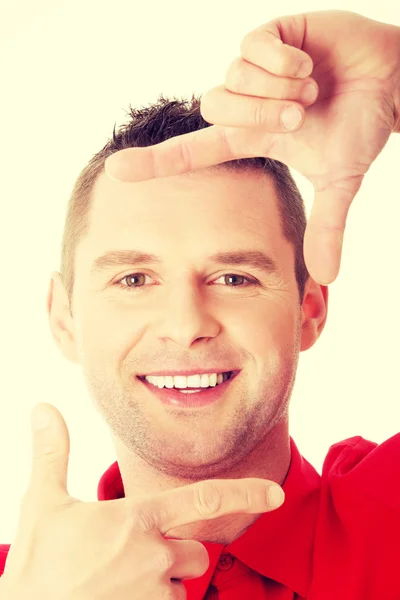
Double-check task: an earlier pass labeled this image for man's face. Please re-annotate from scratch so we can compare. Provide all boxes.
[69,167,307,479]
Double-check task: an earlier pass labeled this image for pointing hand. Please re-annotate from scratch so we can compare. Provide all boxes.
[0,403,284,599]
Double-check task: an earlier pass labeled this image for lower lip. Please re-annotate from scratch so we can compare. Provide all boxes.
[137,373,238,408]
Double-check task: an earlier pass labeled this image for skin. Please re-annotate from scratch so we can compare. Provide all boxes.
[47,166,327,544]
[105,11,400,286]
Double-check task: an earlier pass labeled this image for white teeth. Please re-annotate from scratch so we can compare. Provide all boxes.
[144,372,229,389]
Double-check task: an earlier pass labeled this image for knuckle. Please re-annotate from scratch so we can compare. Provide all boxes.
[36,444,58,461]
[133,509,156,533]
[36,447,67,475]
[193,482,223,517]
[245,487,253,511]
[129,499,171,534]
[239,32,251,57]
[128,501,157,533]
[225,57,246,92]
[240,30,260,59]
[176,140,193,173]
[252,102,268,127]
[273,53,290,77]
[155,546,176,572]
[282,79,301,100]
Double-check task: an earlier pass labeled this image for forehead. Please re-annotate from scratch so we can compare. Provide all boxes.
[76,167,287,271]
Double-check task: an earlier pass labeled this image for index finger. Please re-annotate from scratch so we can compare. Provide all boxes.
[104,125,261,182]
[133,478,285,535]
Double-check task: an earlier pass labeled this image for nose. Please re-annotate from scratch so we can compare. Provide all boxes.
[154,280,221,348]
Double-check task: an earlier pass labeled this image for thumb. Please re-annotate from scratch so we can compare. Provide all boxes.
[28,402,71,504]
[303,180,362,285]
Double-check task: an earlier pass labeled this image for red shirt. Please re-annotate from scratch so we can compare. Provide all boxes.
[1,434,400,599]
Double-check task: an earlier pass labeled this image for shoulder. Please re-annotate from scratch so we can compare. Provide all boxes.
[322,433,400,513]
[309,434,400,597]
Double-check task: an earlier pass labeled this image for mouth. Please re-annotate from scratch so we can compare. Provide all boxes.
[137,370,235,387]
[136,371,239,408]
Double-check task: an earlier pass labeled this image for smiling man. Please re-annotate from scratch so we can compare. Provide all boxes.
[1,9,400,600]
[49,114,326,549]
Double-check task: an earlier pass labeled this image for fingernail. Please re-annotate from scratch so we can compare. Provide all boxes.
[296,60,312,78]
[301,83,318,104]
[32,407,52,431]
[268,486,285,508]
[281,106,303,131]
[104,157,122,181]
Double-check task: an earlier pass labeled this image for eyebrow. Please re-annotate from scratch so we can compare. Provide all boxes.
[90,249,280,276]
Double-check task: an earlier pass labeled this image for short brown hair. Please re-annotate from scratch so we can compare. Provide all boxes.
[60,94,309,308]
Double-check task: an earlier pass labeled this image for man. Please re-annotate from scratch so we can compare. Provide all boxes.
[0,9,399,600]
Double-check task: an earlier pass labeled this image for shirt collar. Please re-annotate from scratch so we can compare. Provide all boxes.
[98,437,321,598]
[225,437,321,596]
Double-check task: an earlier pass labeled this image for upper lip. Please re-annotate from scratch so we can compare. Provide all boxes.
[138,368,239,377]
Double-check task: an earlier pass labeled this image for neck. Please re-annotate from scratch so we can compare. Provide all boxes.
[113,419,290,545]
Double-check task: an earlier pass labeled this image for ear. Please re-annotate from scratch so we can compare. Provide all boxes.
[47,272,79,364]
[300,278,328,352]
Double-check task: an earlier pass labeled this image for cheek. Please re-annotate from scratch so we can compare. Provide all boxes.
[74,291,298,368]
[75,300,138,368]
[230,298,298,353]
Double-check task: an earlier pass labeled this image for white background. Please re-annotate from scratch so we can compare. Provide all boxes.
[0,0,399,542]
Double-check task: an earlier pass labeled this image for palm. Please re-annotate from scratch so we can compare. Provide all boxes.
[268,85,392,195]
[231,10,399,197]
[218,11,400,282]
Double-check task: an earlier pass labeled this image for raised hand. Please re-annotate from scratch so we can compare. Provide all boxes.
[105,10,400,285]
[0,403,284,599]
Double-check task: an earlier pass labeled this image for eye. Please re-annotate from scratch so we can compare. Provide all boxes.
[214,274,259,287]
[116,273,151,290]
[115,272,259,291]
